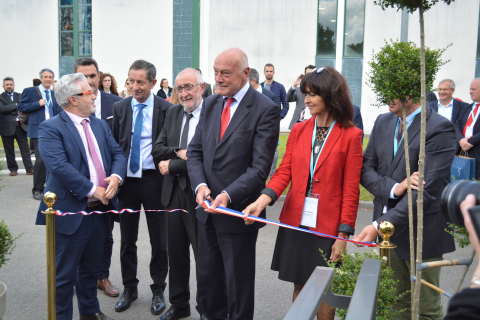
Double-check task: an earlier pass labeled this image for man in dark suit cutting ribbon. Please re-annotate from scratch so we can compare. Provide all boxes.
[187,48,280,320]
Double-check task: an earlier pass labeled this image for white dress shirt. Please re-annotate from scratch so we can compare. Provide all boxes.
[437,98,453,121]
[178,100,203,147]
[38,84,52,120]
[94,89,102,119]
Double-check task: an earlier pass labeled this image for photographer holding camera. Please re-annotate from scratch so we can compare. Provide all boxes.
[444,194,480,319]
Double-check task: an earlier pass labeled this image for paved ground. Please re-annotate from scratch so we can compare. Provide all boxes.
[0,151,477,319]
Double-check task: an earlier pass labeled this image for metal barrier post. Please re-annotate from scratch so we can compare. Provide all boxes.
[377,221,396,268]
[42,192,57,320]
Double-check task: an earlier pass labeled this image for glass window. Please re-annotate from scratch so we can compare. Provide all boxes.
[78,6,92,31]
[78,0,92,4]
[60,7,74,31]
[317,0,338,57]
[79,33,92,56]
[61,33,74,56]
[343,0,365,57]
[60,0,73,5]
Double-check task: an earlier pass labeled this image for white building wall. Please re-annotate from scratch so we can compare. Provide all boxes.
[0,0,58,92]
[92,0,173,94]
[206,0,318,131]
[361,0,479,134]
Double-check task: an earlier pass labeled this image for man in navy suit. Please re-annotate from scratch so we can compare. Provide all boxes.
[427,79,468,124]
[36,73,127,320]
[73,57,123,297]
[18,68,59,200]
[187,48,280,320]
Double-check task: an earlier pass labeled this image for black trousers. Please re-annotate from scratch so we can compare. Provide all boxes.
[197,216,259,320]
[1,125,33,172]
[98,212,115,281]
[166,177,199,307]
[118,171,168,293]
[32,138,46,194]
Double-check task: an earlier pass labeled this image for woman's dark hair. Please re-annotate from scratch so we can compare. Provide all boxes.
[300,66,354,128]
[33,78,41,86]
[99,73,119,96]
[160,78,168,87]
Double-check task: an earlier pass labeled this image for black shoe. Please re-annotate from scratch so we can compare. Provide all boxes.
[158,305,191,320]
[199,314,207,320]
[79,311,114,320]
[33,191,43,200]
[115,288,138,312]
[151,291,166,315]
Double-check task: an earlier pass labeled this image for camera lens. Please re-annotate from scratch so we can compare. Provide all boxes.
[441,180,480,227]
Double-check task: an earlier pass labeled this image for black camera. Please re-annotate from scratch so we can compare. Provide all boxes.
[441,180,480,237]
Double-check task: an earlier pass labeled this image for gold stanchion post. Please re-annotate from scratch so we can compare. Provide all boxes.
[377,221,396,268]
[42,192,57,320]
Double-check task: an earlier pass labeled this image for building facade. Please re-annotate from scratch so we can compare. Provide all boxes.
[0,0,478,133]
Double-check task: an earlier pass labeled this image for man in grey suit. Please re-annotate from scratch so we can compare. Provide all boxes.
[287,65,316,129]
[0,77,33,176]
[354,98,456,320]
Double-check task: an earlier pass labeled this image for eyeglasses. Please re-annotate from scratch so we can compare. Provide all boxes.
[175,83,202,94]
[311,67,330,75]
[73,90,93,96]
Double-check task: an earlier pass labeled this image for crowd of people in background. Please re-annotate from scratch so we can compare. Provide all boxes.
[2,48,480,320]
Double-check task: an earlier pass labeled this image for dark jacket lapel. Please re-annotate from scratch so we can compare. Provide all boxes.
[100,90,109,120]
[217,87,252,148]
[212,95,224,144]
[89,118,108,171]
[452,99,460,123]
[385,115,397,165]
[61,112,88,165]
[173,105,184,147]
[152,96,161,140]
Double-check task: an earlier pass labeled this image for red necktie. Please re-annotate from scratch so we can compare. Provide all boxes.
[463,103,480,136]
[220,98,235,141]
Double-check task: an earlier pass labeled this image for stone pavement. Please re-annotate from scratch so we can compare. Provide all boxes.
[0,163,477,319]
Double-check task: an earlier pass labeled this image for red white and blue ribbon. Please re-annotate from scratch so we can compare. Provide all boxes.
[54,208,187,216]
[202,200,377,247]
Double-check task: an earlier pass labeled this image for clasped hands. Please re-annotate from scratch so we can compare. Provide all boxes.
[460,137,473,152]
[93,175,120,205]
[158,149,188,175]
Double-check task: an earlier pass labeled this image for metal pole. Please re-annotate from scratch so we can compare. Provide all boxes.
[42,192,58,320]
[377,221,396,268]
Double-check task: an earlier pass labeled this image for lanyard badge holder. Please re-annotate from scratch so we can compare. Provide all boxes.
[300,120,336,229]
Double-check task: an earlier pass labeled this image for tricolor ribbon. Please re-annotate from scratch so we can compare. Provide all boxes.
[202,200,377,247]
[54,208,187,216]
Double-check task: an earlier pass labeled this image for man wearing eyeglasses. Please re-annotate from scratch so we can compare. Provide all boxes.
[35,72,127,320]
[18,68,60,200]
[152,68,205,320]
[112,60,172,316]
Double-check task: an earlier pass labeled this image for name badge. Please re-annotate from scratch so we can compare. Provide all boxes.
[300,193,319,228]
[466,126,474,138]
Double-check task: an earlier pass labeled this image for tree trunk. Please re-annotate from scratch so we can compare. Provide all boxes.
[412,4,426,318]
[402,100,415,303]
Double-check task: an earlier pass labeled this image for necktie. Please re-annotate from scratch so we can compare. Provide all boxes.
[45,90,54,118]
[397,120,404,143]
[180,112,194,149]
[80,119,107,189]
[220,98,235,141]
[463,103,480,136]
[9,94,13,101]
[130,104,147,173]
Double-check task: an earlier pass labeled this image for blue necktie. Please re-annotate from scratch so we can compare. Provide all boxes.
[45,90,54,118]
[130,104,147,173]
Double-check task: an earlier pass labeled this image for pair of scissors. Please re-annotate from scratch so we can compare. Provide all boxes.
[195,193,213,209]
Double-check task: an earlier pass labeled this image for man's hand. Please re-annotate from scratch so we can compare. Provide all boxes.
[206,192,230,214]
[176,149,187,160]
[330,239,347,262]
[460,137,473,152]
[93,186,109,205]
[39,99,46,107]
[104,175,120,199]
[394,171,425,197]
[292,74,303,88]
[196,185,212,206]
[353,224,379,247]
[158,160,170,175]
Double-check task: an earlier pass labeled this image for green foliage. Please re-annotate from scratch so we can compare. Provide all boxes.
[320,249,407,320]
[446,222,470,248]
[0,221,22,269]
[374,0,455,14]
[366,40,449,107]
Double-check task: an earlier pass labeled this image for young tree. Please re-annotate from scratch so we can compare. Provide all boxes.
[366,39,447,319]
[373,1,455,317]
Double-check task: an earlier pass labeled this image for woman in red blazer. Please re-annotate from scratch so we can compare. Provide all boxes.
[244,66,363,320]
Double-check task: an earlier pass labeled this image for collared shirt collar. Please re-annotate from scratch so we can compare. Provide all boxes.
[400,106,422,128]
[64,110,89,125]
[438,98,453,108]
[223,82,250,103]
[255,85,262,93]
[133,92,153,108]
[38,84,49,93]
[185,99,203,118]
